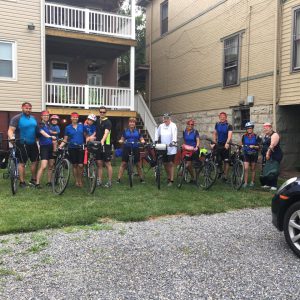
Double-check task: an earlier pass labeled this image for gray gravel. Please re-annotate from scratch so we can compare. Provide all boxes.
[0,208,300,300]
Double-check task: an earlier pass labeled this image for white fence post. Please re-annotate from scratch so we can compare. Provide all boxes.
[85,8,89,33]
[84,85,89,109]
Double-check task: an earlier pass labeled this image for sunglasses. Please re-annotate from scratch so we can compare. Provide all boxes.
[99,111,106,114]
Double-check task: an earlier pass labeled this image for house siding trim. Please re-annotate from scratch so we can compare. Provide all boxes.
[151,71,274,102]
[148,0,228,46]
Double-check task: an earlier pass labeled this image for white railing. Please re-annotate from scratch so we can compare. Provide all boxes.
[134,93,157,141]
[46,83,132,110]
[45,2,132,39]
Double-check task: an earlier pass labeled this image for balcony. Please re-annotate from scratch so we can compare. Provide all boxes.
[45,2,133,39]
[46,83,132,110]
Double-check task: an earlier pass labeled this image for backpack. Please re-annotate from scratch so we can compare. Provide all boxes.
[260,159,280,185]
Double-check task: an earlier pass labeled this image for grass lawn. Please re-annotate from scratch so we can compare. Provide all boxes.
[0,162,274,234]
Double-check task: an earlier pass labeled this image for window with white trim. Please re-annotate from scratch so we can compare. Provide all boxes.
[223,34,240,87]
[160,0,168,36]
[293,8,300,71]
[0,41,16,79]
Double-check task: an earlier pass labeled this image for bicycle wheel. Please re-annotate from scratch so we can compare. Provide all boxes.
[10,159,18,195]
[202,161,217,190]
[176,162,185,189]
[156,159,162,190]
[86,160,97,194]
[127,156,134,188]
[231,160,244,190]
[52,159,71,195]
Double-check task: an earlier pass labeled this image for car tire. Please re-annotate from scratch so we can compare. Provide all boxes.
[283,201,300,258]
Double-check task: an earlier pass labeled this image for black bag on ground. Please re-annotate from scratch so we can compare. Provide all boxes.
[259,159,280,186]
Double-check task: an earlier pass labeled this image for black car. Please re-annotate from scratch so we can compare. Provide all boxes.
[272,177,300,257]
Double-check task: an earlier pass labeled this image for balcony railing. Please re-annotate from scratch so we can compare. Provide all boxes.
[45,2,132,39]
[46,83,132,110]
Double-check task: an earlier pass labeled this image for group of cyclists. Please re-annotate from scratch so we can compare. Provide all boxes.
[3,102,283,192]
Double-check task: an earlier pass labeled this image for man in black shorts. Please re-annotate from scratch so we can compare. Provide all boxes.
[7,102,39,187]
[95,106,113,188]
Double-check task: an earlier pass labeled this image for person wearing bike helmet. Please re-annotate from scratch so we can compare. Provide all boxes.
[84,114,97,143]
[212,112,233,182]
[182,119,200,183]
[49,115,60,156]
[117,117,145,184]
[241,121,260,188]
[155,113,177,187]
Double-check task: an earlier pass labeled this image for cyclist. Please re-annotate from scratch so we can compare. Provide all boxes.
[84,114,97,142]
[7,102,39,188]
[49,115,60,155]
[155,113,178,187]
[95,106,113,188]
[182,119,200,183]
[35,111,57,189]
[212,112,233,181]
[241,122,260,188]
[260,122,283,191]
[60,112,84,187]
[117,117,145,183]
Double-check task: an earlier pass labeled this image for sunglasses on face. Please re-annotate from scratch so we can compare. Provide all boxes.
[99,111,106,114]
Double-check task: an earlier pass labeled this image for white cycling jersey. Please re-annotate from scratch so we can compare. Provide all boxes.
[155,121,177,155]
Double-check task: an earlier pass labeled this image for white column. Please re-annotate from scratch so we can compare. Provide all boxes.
[131,0,136,39]
[130,46,135,111]
[85,8,89,33]
[41,0,46,110]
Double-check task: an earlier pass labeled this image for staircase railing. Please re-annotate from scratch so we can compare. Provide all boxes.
[134,92,157,142]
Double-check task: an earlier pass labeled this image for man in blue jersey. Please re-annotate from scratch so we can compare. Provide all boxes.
[212,112,233,181]
[7,102,39,188]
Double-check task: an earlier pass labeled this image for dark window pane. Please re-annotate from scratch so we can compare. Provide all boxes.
[161,1,168,35]
[224,67,238,86]
[224,34,239,86]
[0,60,13,77]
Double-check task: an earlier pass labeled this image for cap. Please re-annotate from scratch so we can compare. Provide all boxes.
[87,114,97,122]
[50,115,60,121]
[163,112,171,119]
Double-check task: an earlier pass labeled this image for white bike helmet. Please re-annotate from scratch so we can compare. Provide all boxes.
[245,121,254,129]
[87,114,97,122]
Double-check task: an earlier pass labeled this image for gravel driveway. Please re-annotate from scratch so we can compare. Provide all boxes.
[0,207,300,300]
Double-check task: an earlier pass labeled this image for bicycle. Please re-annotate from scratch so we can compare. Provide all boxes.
[194,148,217,190]
[85,141,103,194]
[228,142,245,190]
[176,145,195,189]
[52,141,71,195]
[2,139,22,195]
[122,141,143,188]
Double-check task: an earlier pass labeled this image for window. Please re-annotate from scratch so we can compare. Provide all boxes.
[160,1,168,36]
[51,62,68,83]
[293,8,300,71]
[223,34,240,87]
[0,41,16,79]
[232,107,250,131]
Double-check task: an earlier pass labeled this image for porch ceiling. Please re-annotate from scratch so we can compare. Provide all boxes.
[46,35,129,59]
[49,0,124,12]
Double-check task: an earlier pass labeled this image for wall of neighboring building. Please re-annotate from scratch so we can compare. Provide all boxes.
[280,0,300,105]
[146,0,276,135]
[0,0,42,112]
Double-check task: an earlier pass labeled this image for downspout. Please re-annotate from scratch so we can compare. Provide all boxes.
[41,0,46,111]
[272,0,280,131]
[148,1,153,109]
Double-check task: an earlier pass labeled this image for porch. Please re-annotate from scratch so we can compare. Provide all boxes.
[45,1,135,40]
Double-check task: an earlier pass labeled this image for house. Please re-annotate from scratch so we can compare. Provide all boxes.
[0,0,157,145]
[138,0,300,169]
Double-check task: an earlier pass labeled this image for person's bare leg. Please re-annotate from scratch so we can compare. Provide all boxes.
[30,161,38,181]
[36,160,48,185]
[47,159,55,183]
[18,163,26,183]
[77,164,84,186]
[224,162,230,179]
[243,162,249,184]
[73,164,79,185]
[105,161,113,182]
[251,162,256,183]
[97,160,103,182]
[136,162,144,180]
[117,161,127,180]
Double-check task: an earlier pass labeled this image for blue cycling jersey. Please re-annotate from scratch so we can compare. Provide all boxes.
[183,129,199,147]
[215,122,233,144]
[242,133,258,155]
[122,128,141,149]
[84,124,96,137]
[50,124,60,139]
[65,123,84,148]
[39,122,53,146]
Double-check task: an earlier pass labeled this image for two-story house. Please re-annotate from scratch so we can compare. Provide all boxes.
[0,0,154,145]
[139,0,300,170]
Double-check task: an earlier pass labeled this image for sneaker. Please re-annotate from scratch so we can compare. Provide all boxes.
[35,184,42,189]
[28,179,37,187]
[104,182,112,188]
[262,185,271,189]
[116,179,121,184]
[270,187,277,191]
[97,179,102,187]
[249,182,255,187]
[19,182,27,188]
[242,183,248,188]
[167,181,173,187]
[46,182,52,187]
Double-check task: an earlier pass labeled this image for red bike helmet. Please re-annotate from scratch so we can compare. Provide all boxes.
[50,115,60,121]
